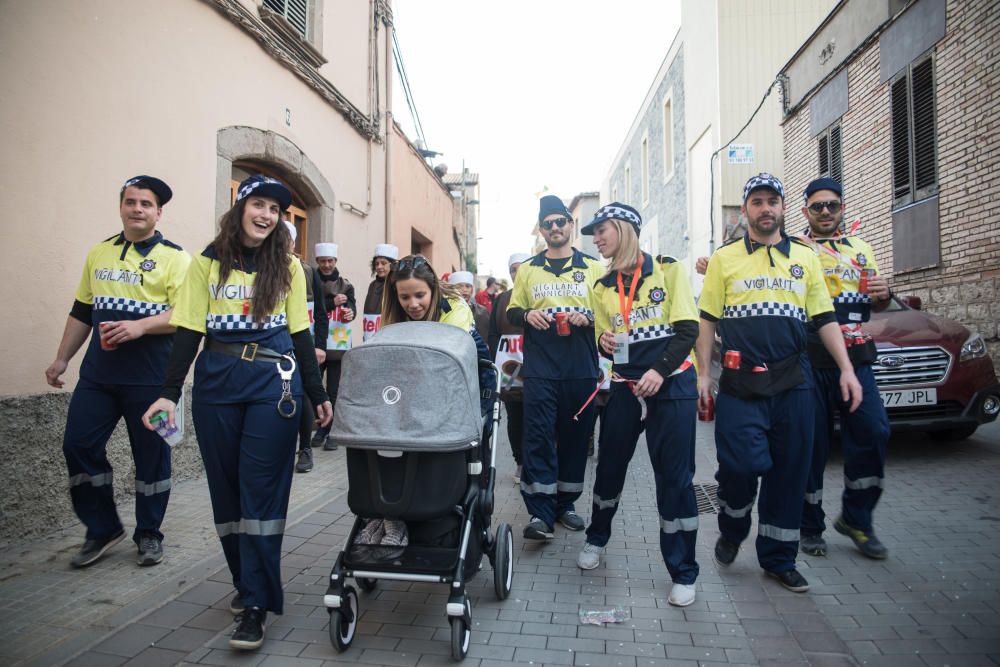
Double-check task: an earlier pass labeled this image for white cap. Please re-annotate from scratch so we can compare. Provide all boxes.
[448,271,475,286]
[314,242,338,258]
[508,252,531,267]
[374,243,399,260]
[283,221,297,243]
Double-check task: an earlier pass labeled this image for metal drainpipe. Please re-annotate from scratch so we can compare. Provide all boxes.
[383,17,392,247]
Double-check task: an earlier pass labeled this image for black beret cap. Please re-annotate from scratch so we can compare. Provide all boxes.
[803,177,843,201]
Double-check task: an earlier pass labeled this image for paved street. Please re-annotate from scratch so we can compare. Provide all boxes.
[2,415,999,667]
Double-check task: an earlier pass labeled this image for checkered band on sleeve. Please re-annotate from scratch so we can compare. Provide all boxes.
[541,306,594,319]
[206,313,288,331]
[832,292,872,305]
[92,296,170,316]
[723,302,807,322]
[629,324,675,343]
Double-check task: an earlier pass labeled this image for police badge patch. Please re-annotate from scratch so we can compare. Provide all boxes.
[789,264,804,279]
[140,259,157,272]
[648,287,665,304]
[856,253,867,267]
[572,270,585,283]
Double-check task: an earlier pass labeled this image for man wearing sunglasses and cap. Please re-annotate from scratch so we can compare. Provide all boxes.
[45,175,191,568]
[696,173,863,592]
[507,195,604,540]
[798,178,892,560]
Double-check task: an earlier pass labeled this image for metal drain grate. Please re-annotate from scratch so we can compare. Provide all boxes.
[694,483,720,514]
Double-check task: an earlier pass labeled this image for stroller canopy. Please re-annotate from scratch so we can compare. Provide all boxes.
[329,321,482,452]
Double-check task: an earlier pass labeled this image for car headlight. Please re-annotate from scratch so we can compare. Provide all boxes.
[960,332,987,362]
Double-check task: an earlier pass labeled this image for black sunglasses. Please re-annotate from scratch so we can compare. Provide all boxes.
[540,217,571,230]
[396,256,429,272]
[807,200,842,214]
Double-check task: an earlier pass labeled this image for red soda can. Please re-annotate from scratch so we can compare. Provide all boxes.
[858,269,875,294]
[554,312,571,336]
[99,322,118,351]
[752,366,768,373]
[723,350,741,370]
[698,394,715,422]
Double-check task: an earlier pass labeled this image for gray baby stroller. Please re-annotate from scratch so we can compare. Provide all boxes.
[322,321,511,661]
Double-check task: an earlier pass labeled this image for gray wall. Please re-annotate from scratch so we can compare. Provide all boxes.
[0,387,204,540]
[607,47,688,258]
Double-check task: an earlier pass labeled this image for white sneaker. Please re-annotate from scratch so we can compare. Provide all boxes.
[668,583,696,607]
[576,542,604,570]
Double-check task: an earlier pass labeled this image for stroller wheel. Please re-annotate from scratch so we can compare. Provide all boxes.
[328,585,358,652]
[493,523,513,601]
[449,603,471,661]
[357,577,377,592]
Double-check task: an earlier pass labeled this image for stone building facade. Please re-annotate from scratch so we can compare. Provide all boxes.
[780,0,999,366]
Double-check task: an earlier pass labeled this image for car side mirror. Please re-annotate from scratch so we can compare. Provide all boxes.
[900,295,922,310]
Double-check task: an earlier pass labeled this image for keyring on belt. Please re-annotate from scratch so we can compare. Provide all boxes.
[275,354,297,419]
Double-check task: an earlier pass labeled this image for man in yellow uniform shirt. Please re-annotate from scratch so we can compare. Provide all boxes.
[507,195,605,540]
[45,175,190,568]
[696,173,862,592]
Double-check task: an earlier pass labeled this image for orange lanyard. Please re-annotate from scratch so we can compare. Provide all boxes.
[615,254,644,334]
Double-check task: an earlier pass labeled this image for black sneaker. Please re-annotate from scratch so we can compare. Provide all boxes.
[136,534,164,566]
[230,607,266,650]
[834,516,889,559]
[229,592,245,615]
[767,568,810,593]
[71,528,125,568]
[310,429,329,447]
[557,511,585,531]
[713,536,739,566]
[800,533,827,557]
[295,447,314,473]
[322,438,339,451]
[523,517,554,540]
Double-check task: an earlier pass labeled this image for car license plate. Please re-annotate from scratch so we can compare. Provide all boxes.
[879,388,937,407]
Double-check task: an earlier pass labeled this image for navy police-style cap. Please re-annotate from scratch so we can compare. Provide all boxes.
[742,172,784,202]
[803,177,843,200]
[235,174,293,211]
[121,175,172,206]
[538,194,572,223]
[581,202,642,236]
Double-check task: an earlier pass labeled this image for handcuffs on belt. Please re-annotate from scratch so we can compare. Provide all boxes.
[276,355,297,419]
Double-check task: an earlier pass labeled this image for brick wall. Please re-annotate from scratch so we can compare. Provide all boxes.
[783,0,1000,370]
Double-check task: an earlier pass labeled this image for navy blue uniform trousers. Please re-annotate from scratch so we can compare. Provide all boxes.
[63,378,171,543]
[520,377,595,527]
[587,381,699,584]
[715,387,814,572]
[802,364,889,534]
[193,398,299,614]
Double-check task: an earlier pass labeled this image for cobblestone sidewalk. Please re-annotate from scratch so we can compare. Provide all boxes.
[3,418,1000,666]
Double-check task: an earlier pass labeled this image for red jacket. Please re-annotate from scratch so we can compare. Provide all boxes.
[475,289,493,314]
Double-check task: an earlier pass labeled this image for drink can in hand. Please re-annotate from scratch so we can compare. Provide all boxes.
[858,269,875,294]
[554,312,571,336]
[698,394,715,422]
[99,322,118,351]
[151,411,183,447]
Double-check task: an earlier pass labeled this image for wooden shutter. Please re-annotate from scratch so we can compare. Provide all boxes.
[818,133,830,178]
[890,76,912,203]
[830,125,843,185]
[263,0,308,37]
[911,57,937,195]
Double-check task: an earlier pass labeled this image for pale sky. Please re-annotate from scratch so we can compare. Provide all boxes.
[391,1,682,279]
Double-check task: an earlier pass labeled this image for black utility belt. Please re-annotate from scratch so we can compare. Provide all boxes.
[806,338,877,369]
[205,338,289,363]
[719,352,804,400]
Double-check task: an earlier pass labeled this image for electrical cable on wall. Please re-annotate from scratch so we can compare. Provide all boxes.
[707,78,779,254]
[391,27,427,148]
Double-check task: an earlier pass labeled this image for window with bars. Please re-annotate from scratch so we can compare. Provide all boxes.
[263,0,309,39]
[891,54,937,208]
[817,123,843,185]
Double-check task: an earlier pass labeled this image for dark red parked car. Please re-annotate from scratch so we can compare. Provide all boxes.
[864,296,999,440]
